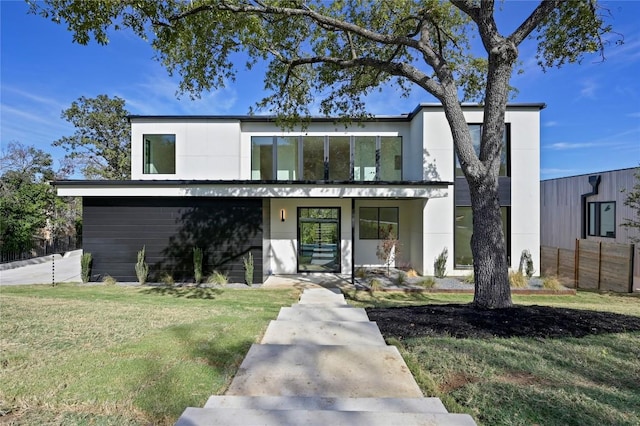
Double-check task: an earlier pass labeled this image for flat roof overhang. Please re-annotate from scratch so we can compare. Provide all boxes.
[53,179,453,199]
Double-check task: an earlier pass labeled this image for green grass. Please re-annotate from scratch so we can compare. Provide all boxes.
[349,291,640,426]
[0,284,299,425]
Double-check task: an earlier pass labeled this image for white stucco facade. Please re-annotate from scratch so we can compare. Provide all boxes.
[58,103,543,279]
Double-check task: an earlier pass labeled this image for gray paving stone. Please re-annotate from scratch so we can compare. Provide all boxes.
[226,344,423,397]
[176,407,477,426]
[203,395,448,413]
[261,320,386,345]
[277,306,370,321]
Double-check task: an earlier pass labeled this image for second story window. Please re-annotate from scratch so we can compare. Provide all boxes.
[144,134,175,174]
[455,124,509,177]
[250,135,402,181]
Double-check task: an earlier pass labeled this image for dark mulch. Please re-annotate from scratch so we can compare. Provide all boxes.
[366,304,640,339]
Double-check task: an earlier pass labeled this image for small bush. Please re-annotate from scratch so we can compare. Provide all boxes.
[207,271,228,285]
[396,271,407,285]
[420,276,436,288]
[243,252,254,285]
[102,275,117,286]
[518,249,535,278]
[80,252,92,283]
[509,270,528,288]
[193,247,203,285]
[434,247,448,278]
[406,269,419,278]
[462,272,474,284]
[135,246,149,285]
[355,267,368,279]
[543,276,562,290]
[369,278,383,292]
[160,272,175,286]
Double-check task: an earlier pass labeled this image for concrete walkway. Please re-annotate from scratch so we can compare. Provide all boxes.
[0,250,82,285]
[176,288,476,425]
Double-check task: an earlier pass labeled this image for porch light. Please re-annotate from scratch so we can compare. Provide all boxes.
[280,209,286,222]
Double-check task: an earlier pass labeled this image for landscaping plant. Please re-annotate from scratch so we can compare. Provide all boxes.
[80,252,92,283]
[193,247,203,285]
[434,247,448,278]
[135,245,149,285]
[376,228,401,277]
[243,251,254,285]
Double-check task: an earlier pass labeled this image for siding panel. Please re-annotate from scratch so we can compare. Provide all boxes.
[83,197,263,283]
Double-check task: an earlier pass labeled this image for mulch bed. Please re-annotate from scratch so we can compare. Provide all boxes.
[366,304,640,339]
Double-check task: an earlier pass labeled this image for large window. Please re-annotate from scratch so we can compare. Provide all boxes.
[359,207,399,239]
[455,124,509,177]
[144,134,175,174]
[250,135,402,182]
[454,206,509,268]
[588,201,616,237]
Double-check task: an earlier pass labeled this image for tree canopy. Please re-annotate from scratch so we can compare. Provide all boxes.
[29,0,617,308]
[54,94,131,180]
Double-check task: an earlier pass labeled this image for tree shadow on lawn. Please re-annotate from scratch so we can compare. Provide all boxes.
[141,286,223,299]
[366,304,640,339]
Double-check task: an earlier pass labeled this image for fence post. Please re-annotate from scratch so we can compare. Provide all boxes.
[574,239,579,289]
[597,242,602,291]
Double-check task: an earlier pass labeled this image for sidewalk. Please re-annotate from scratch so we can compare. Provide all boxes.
[176,287,476,425]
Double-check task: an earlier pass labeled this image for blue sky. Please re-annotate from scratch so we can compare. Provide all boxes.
[1,0,638,180]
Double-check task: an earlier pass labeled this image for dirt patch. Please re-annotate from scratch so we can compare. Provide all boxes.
[366,304,640,339]
[439,372,480,393]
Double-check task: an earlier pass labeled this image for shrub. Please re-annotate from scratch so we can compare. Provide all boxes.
[462,272,474,284]
[207,271,228,285]
[509,270,528,288]
[80,252,92,283]
[102,275,117,286]
[420,276,436,288]
[160,272,175,286]
[406,269,419,278]
[543,276,562,290]
[396,271,407,285]
[193,247,203,285]
[243,252,254,285]
[369,278,383,292]
[355,267,368,279]
[434,247,448,278]
[518,249,535,278]
[135,246,149,285]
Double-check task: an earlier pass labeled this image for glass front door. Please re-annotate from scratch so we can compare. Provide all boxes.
[298,208,340,272]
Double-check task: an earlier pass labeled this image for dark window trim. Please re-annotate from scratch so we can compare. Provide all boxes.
[296,207,341,273]
[587,201,616,238]
[358,206,399,240]
[143,134,176,175]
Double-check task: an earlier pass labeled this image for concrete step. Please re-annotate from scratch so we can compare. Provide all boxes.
[176,407,477,426]
[226,344,423,397]
[203,395,448,413]
[277,306,370,322]
[298,292,346,304]
[261,320,386,346]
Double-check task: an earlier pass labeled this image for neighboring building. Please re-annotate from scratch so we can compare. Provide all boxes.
[55,103,543,283]
[541,167,640,290]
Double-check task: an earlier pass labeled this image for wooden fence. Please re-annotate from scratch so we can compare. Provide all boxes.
[541,240,635,293]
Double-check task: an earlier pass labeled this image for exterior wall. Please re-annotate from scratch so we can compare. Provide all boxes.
[265,198,352,275]
[541,168,639,249]
[83,197,263,283]
[131,118,242,180]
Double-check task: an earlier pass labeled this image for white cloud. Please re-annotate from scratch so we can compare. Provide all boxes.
[543,120,559,127]
[545,142,598,150]
[627,112,640,118]
[579,78,598,99]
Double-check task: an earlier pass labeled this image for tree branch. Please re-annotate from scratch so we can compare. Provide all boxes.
[509,1,560,45]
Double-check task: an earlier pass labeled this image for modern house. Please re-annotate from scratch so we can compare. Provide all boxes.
[541,167,639,291]
[55,103,543,283]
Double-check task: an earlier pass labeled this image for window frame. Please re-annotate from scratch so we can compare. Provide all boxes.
[453,205,510,269]
[587,201,616,238]
[143,134,176,175]
[455,123,510,177]
[358,207,399,240]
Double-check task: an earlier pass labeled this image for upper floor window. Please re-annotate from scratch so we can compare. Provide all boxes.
[251,135,402,181]
[144,134,175,174]
[456,124,509,177]
[588,201,616,238]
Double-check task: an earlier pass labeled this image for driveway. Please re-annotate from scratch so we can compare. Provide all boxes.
[0,250,82,285]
